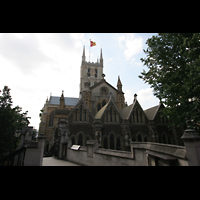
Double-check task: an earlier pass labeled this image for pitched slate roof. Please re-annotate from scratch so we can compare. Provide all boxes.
[144,104,160,120]
[95,97,119,120]
[119,102,135,120]
[49,96,79,106]
[95,103,109,119]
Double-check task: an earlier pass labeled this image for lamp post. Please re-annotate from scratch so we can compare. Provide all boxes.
[14,130,21,151]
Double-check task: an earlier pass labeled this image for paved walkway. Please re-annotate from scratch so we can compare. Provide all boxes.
[42,156,81,166]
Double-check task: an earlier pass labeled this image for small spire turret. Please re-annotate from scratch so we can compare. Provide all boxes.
[117,76,122,92]
[82,45,86,64]
[100,47,103,66]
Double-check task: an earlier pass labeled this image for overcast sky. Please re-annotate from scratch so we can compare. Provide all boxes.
[0,33,159,130]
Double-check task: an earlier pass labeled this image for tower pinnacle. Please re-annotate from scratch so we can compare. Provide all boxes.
[82,45,86,64]
[100,47,103,66]
[117,76,122,92]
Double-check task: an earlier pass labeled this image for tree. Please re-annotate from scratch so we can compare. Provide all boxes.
[0,86,31,157]
[139,33,200,133]
[39,108,43,120]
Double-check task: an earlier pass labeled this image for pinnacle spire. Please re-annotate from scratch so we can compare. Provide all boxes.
[117,76,122,92]
[59,90,65,109]
[117,76,122,86]
[82,45,86,63]
[100,47,103,66]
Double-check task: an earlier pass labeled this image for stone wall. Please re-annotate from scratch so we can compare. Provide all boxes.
[65,140,188,166]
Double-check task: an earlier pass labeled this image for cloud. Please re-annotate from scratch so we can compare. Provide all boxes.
[124,88,159,110]
[0,33,85,130]
[0,33,55,74]
[107,58,113,62]
[118,33,143,62]
[137,88,159,110]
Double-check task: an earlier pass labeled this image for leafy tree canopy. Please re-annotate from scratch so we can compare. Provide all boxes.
[0,86,31,157]
[139,33,200,132]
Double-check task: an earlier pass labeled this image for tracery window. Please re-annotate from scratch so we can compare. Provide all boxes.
[87,68,90,77]
[110,134,114,150]
[97,103,101,111]
[78,134,83,146]
[95,69,97,77]
[49,111,55,126]
[102,100,106,107]
[80,108,82,121]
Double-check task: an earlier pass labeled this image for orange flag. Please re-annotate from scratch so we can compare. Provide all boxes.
[90,40,96,47]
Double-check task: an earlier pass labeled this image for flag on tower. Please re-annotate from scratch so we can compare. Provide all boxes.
[90,40,96,47]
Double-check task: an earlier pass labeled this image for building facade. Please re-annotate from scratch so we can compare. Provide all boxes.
[38,46,183,154]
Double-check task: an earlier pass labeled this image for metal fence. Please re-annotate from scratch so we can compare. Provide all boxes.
[0,147,26,166]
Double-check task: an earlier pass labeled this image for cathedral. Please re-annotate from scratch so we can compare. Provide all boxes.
[39,46,184,154]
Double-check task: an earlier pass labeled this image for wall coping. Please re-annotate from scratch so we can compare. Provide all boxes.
[130,142,186,159]
[94,148,133,159]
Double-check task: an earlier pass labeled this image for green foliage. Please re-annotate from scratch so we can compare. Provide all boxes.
[39,108,43,120]
[0,86,31,157]
[139,33,200,132]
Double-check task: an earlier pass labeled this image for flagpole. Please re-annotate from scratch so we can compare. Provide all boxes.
[89,39,91,62]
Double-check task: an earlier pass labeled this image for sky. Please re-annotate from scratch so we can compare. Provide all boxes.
[0,33,159,130]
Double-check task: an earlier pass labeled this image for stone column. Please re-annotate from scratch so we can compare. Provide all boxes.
[181,129,200,166]
[23,134,46,166]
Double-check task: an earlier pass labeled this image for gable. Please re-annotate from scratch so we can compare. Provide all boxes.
[90,79,118,102]
[119,100,149,125]
[119,102,136,120]
[67,98,94,122]
[95,98,121,122]
[120,100,145,120]
[144,103,164,121]
[90,79,118,92]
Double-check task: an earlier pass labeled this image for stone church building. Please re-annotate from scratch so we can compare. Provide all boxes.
[39,46,183,154]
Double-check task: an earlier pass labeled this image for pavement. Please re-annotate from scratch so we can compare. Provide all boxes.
[42,156,81,166]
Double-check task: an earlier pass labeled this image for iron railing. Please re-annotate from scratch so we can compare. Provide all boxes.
[0,147,26,166]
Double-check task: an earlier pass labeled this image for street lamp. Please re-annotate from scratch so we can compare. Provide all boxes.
[14,130,21,151]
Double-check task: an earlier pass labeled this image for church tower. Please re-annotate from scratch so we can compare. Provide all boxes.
[79,46,104,98]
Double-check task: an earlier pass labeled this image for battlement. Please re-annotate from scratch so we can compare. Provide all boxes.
[85,61,102,67]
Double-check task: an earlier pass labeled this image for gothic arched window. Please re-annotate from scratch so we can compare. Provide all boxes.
[103,137,108,149]
[110,134,114,150]
[116,137,121,150]
[137,133,142,142]
[78,134,83,146]
[95,69,97,77]
[136,109,139,123]
[71,137,75,145]
[80,108,82,121]
[88,68,90,77]
[110,109,112,122]
[102,100,106,107]
[49,111,55,126]
[97,103,101,111]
